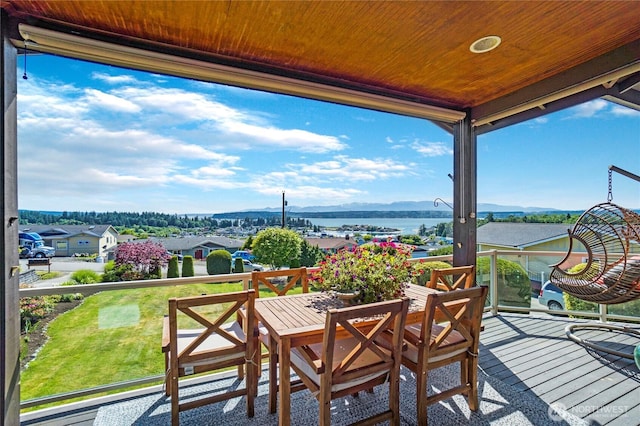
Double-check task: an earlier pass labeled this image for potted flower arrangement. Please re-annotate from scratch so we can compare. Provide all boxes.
[310,242,414,304]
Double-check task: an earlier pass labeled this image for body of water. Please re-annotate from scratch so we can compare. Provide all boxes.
[303,217,451,236]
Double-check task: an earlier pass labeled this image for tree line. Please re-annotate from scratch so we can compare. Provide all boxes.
[18,210,315,230]
[477,212,581,225]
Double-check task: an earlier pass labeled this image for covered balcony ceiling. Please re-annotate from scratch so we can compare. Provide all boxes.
[1,1,640,132]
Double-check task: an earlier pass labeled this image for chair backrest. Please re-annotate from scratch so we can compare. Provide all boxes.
[420,286,486,362]
[322,297,409,390]
[251,267,308,297]
[428,265,475,291]
[168,289,256,372]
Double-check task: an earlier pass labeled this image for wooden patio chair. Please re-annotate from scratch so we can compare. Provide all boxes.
[289,297,410,426]
[402,286,487,425]
[163,290,258,426]
[427,265,475,292]
[250,267,309,412]
[251,267,309,296]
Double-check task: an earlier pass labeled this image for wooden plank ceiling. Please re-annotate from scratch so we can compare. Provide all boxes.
[2,1,640,131]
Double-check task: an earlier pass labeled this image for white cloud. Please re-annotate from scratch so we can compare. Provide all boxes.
[410,141,452,157]
[610,105,640,117]
[91,72,138,84]
[84,89,141,113]
[568,99,608,118]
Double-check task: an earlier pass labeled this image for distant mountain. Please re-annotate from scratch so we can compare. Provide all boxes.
[210,201,562,219]
[242,201,558,214]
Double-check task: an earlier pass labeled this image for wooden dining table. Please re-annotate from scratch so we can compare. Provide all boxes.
[253,283,439,426]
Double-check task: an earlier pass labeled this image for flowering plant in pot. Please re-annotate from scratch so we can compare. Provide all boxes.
[310,242,414,304]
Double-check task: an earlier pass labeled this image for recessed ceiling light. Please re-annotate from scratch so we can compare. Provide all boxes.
[470,36,502,53]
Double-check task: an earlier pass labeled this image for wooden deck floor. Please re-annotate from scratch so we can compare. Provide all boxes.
[20,312,640,425]
[479,313,639,426]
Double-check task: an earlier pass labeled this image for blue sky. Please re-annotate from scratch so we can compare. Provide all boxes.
[16,54,640,214]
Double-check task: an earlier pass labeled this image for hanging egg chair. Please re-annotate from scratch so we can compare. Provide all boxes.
[549,166,640,362]
[549,202,640,304]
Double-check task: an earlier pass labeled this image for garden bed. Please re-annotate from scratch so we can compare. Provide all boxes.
[20,298,84,370]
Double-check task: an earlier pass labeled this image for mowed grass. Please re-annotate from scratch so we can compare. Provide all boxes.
[20,282,246,402]
[21,281,312,405]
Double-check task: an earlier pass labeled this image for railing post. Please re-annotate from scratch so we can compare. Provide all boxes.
[490,250,498,315]
[599,302,608,323]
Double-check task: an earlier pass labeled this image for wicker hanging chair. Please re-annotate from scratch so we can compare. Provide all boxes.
[549,167,640,361]
[549,202,640,304]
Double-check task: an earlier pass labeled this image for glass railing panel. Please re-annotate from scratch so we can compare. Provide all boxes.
[607,298,640,320]
[19,280,246,407]
[476,254,532,309]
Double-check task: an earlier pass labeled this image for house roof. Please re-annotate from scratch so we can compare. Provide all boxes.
[305,237,356,251]
[2,1,638,134]
[19,224,117,238]
[151,236,245,251]
[476,222,573,249]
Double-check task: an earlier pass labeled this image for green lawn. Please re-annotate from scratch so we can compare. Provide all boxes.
[20,282,311,407]
[20,283,245,402]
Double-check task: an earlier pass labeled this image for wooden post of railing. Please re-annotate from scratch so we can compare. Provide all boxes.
[490,250,499,315]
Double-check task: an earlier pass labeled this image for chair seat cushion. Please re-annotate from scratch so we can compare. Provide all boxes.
[403,322,467,364]
[290,339,390,392]
[177,321,246,369]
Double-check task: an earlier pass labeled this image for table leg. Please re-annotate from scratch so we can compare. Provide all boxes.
[278,338,291,426]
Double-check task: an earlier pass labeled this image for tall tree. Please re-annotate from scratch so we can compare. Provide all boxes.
[252,227,302,270]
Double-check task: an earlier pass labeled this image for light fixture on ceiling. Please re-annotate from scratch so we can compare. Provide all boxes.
[470,36,501,53]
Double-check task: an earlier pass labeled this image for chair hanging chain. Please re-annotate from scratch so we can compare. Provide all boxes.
[607,168,613,202]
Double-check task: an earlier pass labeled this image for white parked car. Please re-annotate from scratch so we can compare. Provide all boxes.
[232,259,264,273]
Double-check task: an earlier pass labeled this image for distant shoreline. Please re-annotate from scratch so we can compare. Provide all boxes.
[210,209,585,220]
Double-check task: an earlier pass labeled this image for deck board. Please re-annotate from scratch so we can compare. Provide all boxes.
[20,312,640,425]
[479,313,640,425]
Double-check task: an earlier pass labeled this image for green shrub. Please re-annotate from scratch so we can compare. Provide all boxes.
[563,262,640,318]
[608,299,640,318]
[563,262,599,314]
[101,264,142,282]
[70,269,101,284]
[299,240,324,266]
[429,245,453,256]
[207,250,232,275]
[103,260,116,273]
[289,258,301,268]
[167,256,180,278]
[233,257,244,274]
[149,263,162,279]
[181,256,195,277]
[36,271,63,280]
[476,257,531,308]
[411,260,452,286]
[51,293,84,303]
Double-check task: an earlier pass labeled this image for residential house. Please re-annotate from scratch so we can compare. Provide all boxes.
[304,237,358,254]
[151,236,246,260]
[476,222,587,286]
[19,224,119,258]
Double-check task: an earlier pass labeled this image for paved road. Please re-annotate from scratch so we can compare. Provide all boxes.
[21,257,210,287]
